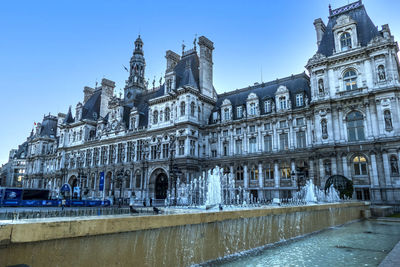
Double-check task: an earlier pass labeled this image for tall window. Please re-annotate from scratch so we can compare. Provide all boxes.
[343,70,357,90]
[249,137,257,153]
[235,139,242,154]
[165,107,170,121]
[198,106,201,120]
[296,131,306,148]
[224,108,230,121]
[178,140,185,155]
[280,133,289,150]
[153,110,158,124]
[280,162,291,178]
[151,145,157,160]
[265,164,274,180]
[347,111,365,141]
[236,166,244,181]
[390,155,399,175]
[190,140,195,156]
[264,135,272,152]
[162,144,169,158]
[250,103,256,116]
[250,166,258,180]
[296,94,303,107]
[264,101,271,113]
[223,142,229,156]
[180,101,185,116]
[340,32,352,51]
[353,155,367,176]
[279,96,287,110]
[190,102,195,116]
[237,106,243,118]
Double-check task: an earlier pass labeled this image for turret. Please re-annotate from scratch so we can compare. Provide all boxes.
[124,35,146,102]
[198,36,215,99]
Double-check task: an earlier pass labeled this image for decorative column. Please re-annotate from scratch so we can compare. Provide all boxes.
[243,164,249,189]
[289,118,294,149]
[370,153,380,187]
[331,156,337,175]
[273,121,278,151]
[291,159,297,188]
[338,108,345,141]
[306,116,312,146]
[258,162,264,201]
[319,158,324,187]
[382,152,392,186]
[258,126,262,152]
[342,155,349,178]
[274,161,280,198]
[309,158,314,182]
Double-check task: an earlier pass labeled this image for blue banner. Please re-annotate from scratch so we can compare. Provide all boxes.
[99,171,105,191]
[60,183,71,192]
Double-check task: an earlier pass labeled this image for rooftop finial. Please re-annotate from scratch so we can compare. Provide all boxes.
[182,40,185,56]
[193,34,197,51]
[329,4,332,15]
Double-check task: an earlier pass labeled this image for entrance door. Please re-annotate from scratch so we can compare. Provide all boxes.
[155,174,168,199]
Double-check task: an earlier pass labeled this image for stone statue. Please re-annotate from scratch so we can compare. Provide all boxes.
[321,119,328,139]
[318,79,324,93]
[378,65,386,81]
[384,110,392,130]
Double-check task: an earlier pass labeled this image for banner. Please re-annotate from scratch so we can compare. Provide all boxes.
[99,171,105,191]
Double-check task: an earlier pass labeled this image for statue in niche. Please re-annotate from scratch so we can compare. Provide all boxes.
[321,119,328,139]
[390,156,399,175]
[318,79,324,94]
[378,65,386,81]
[384,110,393,130]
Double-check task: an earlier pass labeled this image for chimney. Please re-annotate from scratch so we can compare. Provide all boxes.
[313,18,326,47]
[83,86,95,104]
[165,50,180,73]
[198,36,214,99]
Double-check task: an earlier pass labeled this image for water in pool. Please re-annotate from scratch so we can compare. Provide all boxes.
[205,220,400,267]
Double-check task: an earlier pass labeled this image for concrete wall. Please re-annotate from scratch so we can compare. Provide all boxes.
[0,202,368,267]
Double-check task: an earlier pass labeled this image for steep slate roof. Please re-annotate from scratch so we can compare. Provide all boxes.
[63,107,74,124]
[39,116,57,137]
[81,90,101,120]
[13,141,28,159]
[174,51,199,89]
[133,85,165,127]
[212,73,310,121]
[318,1,380,57]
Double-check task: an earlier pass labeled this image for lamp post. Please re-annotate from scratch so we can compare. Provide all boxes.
[140,141,149,204]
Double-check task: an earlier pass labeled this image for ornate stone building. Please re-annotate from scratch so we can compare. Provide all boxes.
[20,1,400,206]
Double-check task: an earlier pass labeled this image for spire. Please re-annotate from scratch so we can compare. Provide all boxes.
[127,35,146,90]
[63,106,74,124]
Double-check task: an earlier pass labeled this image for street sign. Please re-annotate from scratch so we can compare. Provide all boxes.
[60,183,71,192]
[99,171,105,191]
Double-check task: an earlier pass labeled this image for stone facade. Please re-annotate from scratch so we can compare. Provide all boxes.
[15,1,400,206]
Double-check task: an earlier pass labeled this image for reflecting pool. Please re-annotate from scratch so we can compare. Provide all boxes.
[206,220,400,267]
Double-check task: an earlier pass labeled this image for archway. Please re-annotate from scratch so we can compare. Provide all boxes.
[149,168,169,200]
[68,175,78,199]
[155,173,168,199]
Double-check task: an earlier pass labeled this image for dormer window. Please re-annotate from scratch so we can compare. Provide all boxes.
[224,108,230,121]
[343,70,357,90]
[237,106,243,118]
[250,103,256,116]
[166,79,172,92]
[340,32,352,51]
[190,102,195,116]
[296,94,303,107]
[279,96,287,110]
[264,101,271,113]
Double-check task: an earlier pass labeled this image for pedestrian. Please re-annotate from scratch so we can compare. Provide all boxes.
[61,198,66,211]
[143,198,146,207]
[150,198,153,206]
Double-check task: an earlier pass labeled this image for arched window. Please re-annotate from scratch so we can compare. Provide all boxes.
[343,70,357,90]
[165,107,170,121]
[390,155,399,175]
[347,111,365,141]
[280,162,291,178]
[159,111,163,122]
[353,155,367,176]
[190,102,195,116]
[153,110,158,124]
[378,65,386,81]
[384,110,393,131]
[180,101,185,116]
[340,32,352,51]
[318,79,324,94]
[279,96,287,110]
[236,166,244,181]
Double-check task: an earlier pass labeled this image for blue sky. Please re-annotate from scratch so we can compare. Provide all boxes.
[1,0,399,165]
